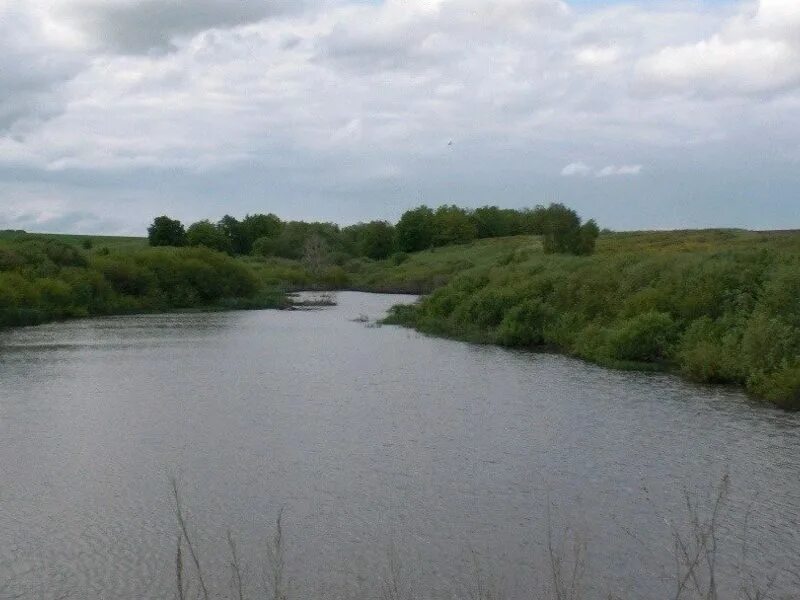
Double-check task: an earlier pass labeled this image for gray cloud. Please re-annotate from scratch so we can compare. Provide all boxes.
[0,7,84,132]
[63,0,307,54]
[1,0,800,233]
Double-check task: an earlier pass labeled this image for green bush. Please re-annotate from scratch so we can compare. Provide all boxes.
[748,363,800,410]
[608,311,677,363]
[741,312,799,374]
[451,287,518,329]
[0,239,276,328]
[676,318,741,383]
[496,299,555,347]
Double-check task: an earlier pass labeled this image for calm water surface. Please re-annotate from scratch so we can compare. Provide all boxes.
[1,292,798,599]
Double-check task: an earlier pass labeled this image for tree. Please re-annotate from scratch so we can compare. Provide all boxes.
[576,219,600,255]
[218,215,248,255]
[471,206,513,239]
[517,206,549,235]
[343,221,396,259]
[540,204,599,256]
[541,204,581,254]
[186,220,231,253]
[395,206,436,252]
[433,205,477,246]
[240,214,283,254]
[302,233,328,277]
[147,216,186,247]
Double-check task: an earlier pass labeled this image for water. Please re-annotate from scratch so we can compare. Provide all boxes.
[0,292,798,599]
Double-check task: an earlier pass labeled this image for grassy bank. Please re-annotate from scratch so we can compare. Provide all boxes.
[0,235,287,328]
[376,230,800,410]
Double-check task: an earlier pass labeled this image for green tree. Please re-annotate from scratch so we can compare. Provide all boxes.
[433,205,477,246]
[218,215,248,255]
[539,204,599,255]
[577,219,600,255]
[395,206,436,252]
[241,214,283,254]
[517,206,549,235]
[186,220,231,253]
[147,216,186,247]
[343,221,396,259]
[541,204,580,254]
[471,206,514,239]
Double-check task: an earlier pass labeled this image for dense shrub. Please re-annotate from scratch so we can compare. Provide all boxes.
[451,287,518,330]
[0,239,274,328]
[384,231,800,409]
[496,299,555,347]
[608,311,677,363]
[676,318,741,383]
[748,363,800,411]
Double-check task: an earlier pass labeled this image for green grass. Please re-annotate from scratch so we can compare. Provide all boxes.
[346,235,540,293]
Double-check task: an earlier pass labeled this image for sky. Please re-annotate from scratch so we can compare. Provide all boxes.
[1,0,799,234]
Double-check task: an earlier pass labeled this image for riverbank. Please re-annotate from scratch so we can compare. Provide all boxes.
[4,229,799,409]
[0,236,288,328]
[375,230,800,410]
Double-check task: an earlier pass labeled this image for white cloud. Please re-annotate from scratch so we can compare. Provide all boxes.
[595,164,642,177]
[561,162,592,176]
[562,162,642,178]
[574,44,620,67]
[637,0,800,97]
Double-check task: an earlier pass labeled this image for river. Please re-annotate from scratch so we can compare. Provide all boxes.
[0,292,798,599]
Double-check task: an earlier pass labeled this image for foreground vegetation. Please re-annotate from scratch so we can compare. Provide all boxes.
[0,235,285,328]
[161,475,780,600]
[6,474,777,599]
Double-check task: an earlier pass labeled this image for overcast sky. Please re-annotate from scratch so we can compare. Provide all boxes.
[1,0,798,234]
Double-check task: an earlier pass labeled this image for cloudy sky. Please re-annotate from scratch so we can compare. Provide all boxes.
[1,0,798,234]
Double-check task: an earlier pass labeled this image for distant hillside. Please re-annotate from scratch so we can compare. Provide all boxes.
[0,230,147,251]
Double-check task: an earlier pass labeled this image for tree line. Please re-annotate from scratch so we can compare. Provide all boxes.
[147,203,600,260]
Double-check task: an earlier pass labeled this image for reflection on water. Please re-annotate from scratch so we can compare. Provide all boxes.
[0,292,798,599]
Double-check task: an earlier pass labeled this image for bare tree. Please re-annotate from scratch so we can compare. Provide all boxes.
[302,234,328,278]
